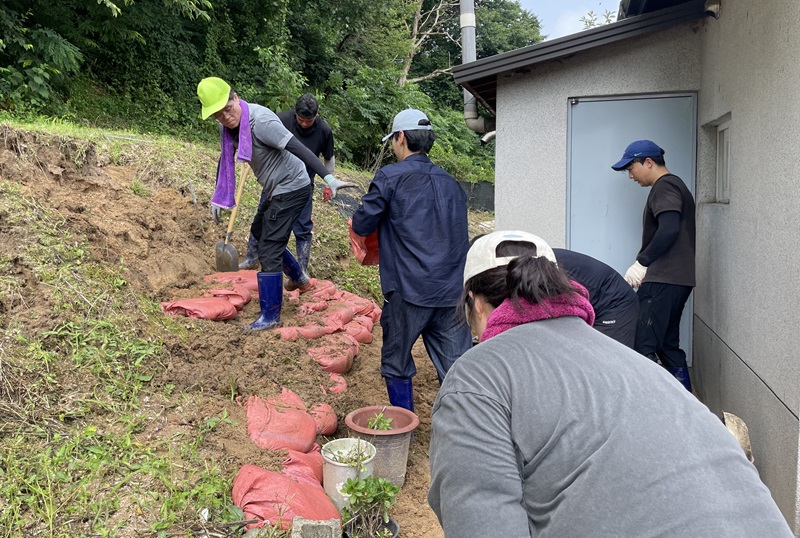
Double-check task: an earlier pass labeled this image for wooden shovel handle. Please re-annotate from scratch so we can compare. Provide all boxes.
[223,164,252,244]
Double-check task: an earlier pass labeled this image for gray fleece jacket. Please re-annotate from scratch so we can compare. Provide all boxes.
[428,317,792,537]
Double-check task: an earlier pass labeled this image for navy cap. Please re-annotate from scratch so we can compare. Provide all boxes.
[611,140,664,171]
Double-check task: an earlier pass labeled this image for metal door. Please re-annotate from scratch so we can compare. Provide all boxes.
[567,94,696,363]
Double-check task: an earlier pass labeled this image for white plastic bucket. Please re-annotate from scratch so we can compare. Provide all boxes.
[321,438,376,512]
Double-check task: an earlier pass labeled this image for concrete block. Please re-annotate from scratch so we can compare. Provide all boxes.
[290,517,342,538]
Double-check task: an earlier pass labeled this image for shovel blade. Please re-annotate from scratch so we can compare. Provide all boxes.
[215,241,239,272]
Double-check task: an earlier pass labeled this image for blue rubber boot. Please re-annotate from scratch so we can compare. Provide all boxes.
[296,237,312,274]
[385,377,414,412]
[247,272,282,331]
[239,234,260,270]
[282,248,311,291]
[665,366,693,392]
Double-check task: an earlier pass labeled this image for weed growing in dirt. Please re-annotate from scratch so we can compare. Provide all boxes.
[0,171,238,535]
[131,180,149,197]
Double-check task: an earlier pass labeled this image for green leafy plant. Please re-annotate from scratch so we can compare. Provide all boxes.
[341,475,399,538]
[366,409,393,431]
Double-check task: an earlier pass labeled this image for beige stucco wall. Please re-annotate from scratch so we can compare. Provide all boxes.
[692,0,800,531]
[492,2,799,531]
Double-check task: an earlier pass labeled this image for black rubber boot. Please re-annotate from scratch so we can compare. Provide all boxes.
[239,234,259,270]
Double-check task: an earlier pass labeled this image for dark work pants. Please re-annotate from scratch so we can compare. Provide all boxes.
[291,183,314,244]
[594,301,639,349]
[251,184,312,273]
[380,292,472,383]
[634,282,693,368]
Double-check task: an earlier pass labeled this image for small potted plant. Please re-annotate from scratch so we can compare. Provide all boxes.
[341,475,400,538]
[345,405,419,487]
[321,438,377,511]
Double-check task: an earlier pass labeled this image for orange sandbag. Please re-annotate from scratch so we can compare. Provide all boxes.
[338,291,375,316]
[161,297,238,321]
[243,391,317,453]
[233,465,340,531]
[344,322,373,344]
[204,270,259,291]
[328,373,348,394]
[283,448,324,486]
[348,218,379,265]
[307,334,359,374]
[309,403,338,436]
[366,306,382,322]
[205,284,251,310]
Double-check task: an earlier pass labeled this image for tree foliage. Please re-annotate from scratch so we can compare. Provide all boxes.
[0,0,543,180]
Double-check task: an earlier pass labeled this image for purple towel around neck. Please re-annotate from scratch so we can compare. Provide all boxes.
[480,281,596,342]
[211,99,253,210]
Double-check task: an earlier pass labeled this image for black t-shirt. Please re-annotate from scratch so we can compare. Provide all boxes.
[277,109,335,180]
[554,248,638,321]
[639,174,696,287]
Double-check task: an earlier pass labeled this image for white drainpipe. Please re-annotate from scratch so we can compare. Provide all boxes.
[460,0,496,135]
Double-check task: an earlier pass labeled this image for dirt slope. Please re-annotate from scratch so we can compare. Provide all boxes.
[0,125,452,537]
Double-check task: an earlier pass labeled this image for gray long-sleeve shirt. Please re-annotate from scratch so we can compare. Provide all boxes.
[428,317,792,537]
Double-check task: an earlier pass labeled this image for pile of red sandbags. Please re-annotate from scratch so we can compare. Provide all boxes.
[233,389,341,531]
[160,271,258,321]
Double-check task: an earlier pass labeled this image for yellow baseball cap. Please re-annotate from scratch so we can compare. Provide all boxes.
[197,77,231,120]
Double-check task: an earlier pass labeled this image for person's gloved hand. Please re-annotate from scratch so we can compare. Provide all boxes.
[624,261,647,288]
[211,204,223,224]
[322,186,333,203]
[323,174,358,200]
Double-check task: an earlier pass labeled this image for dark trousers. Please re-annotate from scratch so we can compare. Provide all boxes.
[251,184,312,273]
[380,292,472,383]
[634,282,693,368]
[594,301,639,349]
[291,184,314,244]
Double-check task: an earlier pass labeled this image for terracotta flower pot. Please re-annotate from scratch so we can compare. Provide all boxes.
[345,406,419,487]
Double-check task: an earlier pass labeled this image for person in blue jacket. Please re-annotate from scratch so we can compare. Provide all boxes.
[351,109,472,411]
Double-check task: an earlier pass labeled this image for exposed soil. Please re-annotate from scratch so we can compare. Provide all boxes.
[0,126,449,537]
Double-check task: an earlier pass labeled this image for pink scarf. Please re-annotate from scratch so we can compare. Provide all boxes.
[211,99,252,210]
[480,281,596,342]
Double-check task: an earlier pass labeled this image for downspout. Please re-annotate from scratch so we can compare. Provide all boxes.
[460,0,496,136]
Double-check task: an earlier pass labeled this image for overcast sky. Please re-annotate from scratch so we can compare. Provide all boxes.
[516,0,618,40]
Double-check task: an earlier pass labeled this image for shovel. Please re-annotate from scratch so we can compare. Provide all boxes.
[215,165,252,272]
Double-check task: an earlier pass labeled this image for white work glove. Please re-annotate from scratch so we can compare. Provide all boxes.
[323,174,358,200]
[211,204,224,224]
[625,261,647,288]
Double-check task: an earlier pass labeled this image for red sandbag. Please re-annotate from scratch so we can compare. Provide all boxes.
[353,315,374,333]
[338,291,375,316]
[233,464,340,531]
[296,324,330,340]
[161,297,238,321]
[344,322,373,344]
[243,392,317,453]
[307,334,359,374]
[349,218,379,265]
[277,327,300,341]
[283,448,324,486]
[328,373,348,394]
[321,305,355,331]
[298,301,329,317]
[310,403,338,436]
[366,306,382,322]
[311,284,338,299]
[204,270,259,291]
[205,284,251,310]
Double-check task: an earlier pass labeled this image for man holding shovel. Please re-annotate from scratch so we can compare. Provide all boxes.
[239,93,336,274]
[197,77,354,331]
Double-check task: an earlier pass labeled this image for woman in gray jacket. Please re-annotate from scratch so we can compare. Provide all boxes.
[428,230,792,538]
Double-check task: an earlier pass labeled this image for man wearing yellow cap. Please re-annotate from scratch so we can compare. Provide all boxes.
[197,77,354,331]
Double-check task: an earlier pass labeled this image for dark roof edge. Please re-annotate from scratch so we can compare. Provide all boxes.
[453,0,708,85]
